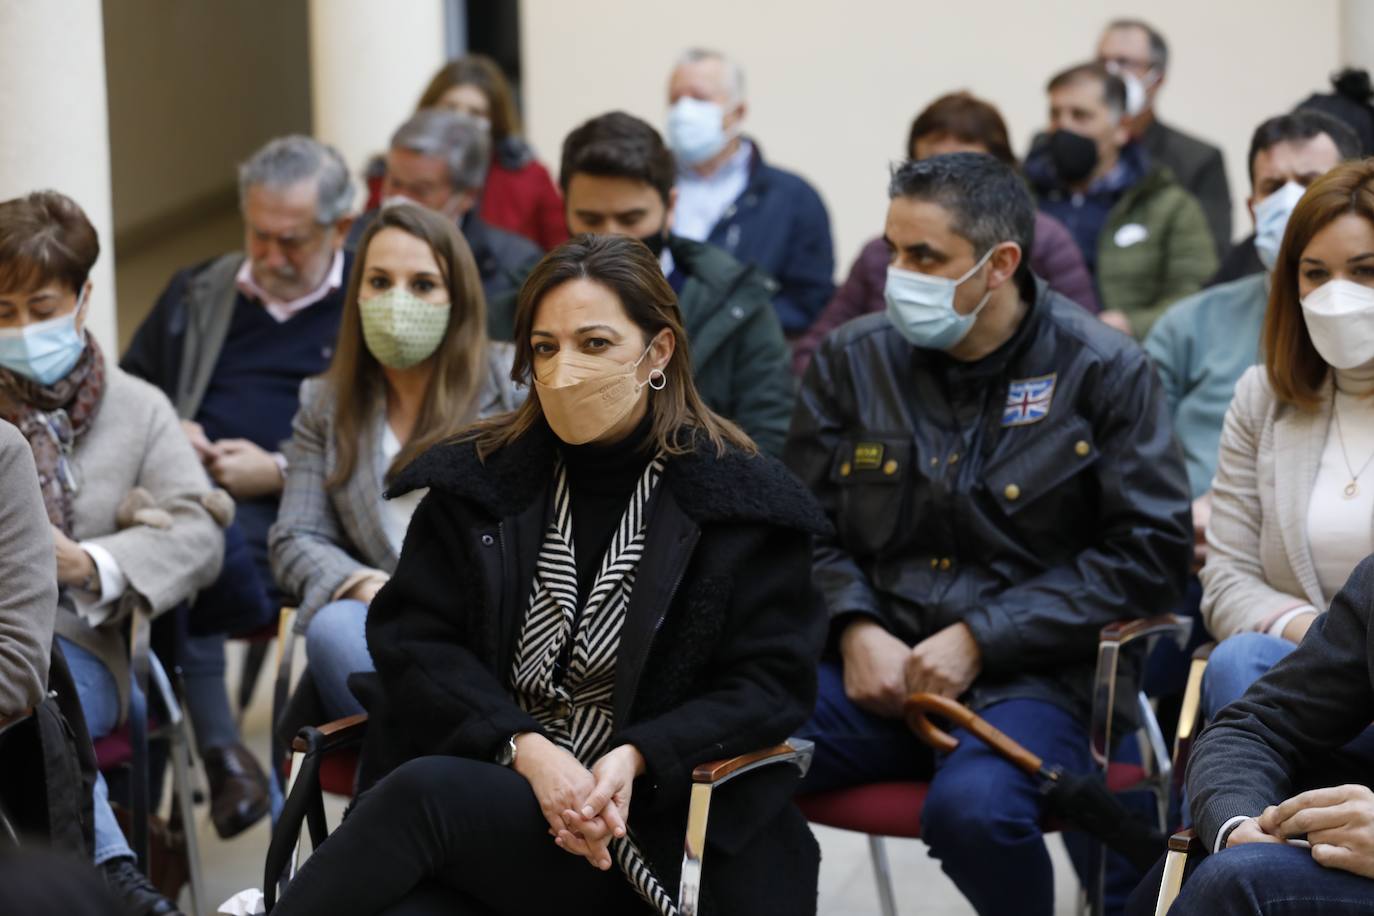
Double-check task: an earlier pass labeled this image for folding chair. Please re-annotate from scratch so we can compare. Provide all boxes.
[261,713,812,915]
[1152,641,1214,916]
[91,605,206,915]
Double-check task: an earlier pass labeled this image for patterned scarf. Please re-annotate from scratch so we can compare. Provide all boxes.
[513,454,677,916]
[0,334,106,535]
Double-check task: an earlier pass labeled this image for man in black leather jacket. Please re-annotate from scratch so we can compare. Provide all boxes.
[785,153,1192,915]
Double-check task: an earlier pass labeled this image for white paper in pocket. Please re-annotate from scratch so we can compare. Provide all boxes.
[1114,223,1149,248]
[218,888,266,915]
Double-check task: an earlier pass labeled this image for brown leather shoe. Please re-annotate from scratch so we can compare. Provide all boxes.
[202,742,269,839]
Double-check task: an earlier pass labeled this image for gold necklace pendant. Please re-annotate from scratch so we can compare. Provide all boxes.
[1345,480,1360,499]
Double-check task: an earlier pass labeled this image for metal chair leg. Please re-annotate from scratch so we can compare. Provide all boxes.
[149,653,206,916]
[235,639,271,727]
[868,834,898,916]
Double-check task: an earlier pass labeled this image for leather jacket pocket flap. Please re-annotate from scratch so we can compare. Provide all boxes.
[832,437,911,553]
[985,418,1097,516]
[831,437,912,484]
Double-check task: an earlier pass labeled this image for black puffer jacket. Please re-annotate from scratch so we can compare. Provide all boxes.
[785,280,1192,722]
[351,422,830,914]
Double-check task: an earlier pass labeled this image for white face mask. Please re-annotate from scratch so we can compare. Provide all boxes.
[666,97,738,167]
[883,247,997,350]
[1300,279,1374,369]
[1103,62,1159,118]
[1253,181,1306,271]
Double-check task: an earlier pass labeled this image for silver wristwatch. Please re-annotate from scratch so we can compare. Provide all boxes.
[496,733,520,767]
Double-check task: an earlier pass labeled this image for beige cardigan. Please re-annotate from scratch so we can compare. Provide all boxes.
[0,420,57,715]
[3,361,227,715]
[1200,365,1332,640]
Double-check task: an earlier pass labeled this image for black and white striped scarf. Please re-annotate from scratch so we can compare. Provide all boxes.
[512,455,676,915]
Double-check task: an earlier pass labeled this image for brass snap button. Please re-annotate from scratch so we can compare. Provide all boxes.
[1004,483,1021,501]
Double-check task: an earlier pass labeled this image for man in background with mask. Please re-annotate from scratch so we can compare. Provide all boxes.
[1097,18,1233,258]
[1145,111,1357,577]
[122,135,355,839]
[786,153,1191,914]
[666,47,835,338]
[347,108,542,307]
[1026,62,1216,339]
[519,110,793,454]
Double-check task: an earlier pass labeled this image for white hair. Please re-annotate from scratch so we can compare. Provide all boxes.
[675,48,745,103]
[238,135,354,225]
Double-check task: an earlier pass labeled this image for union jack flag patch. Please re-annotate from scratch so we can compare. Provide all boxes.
[1003,374,1057,426]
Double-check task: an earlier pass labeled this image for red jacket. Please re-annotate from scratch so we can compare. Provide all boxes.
[479,155,568,251]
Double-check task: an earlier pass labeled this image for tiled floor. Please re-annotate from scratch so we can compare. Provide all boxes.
[173,643,1084,915]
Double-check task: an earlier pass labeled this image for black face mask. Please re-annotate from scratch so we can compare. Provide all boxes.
[1047,129,1100,184]
[635,227,668,260]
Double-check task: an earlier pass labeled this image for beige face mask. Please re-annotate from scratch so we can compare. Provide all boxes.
[534,339,665,445]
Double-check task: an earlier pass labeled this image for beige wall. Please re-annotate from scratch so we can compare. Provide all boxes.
[103,0,312,242]
[520,0,1343,277]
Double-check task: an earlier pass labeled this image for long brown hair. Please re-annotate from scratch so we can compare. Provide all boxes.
[326,205,489,488]
[468,234,756,460]
[1263,158,1374,409]
[416,55,521,143]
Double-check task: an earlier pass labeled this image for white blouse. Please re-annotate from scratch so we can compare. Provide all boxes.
[380,422,428,553]
[1306,370,1374,606]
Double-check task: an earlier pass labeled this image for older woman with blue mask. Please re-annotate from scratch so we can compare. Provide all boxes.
[0,191,223,916]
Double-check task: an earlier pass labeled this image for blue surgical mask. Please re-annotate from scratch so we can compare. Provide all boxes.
[0,288,89,385]
[1254,181,1306,271]
[667,97,736,167]
[884,248,997,350]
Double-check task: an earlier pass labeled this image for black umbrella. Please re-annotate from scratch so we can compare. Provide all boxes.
[906,692,1166,873]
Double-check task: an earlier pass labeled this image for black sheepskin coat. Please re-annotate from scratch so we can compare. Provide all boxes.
[349,421,830,913]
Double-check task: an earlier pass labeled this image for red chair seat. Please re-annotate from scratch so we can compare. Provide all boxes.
[284,747,360,798]
[92,720,164,771]
[318,750,359,797]
[796,782,928,839]
[795,763,1150,841]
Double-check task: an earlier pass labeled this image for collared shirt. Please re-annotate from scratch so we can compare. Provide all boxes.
[234,249,345,323]
[673,139,753,243]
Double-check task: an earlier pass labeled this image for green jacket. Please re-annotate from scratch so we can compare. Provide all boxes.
[1097,165,1218,338]
[485,236,795,455]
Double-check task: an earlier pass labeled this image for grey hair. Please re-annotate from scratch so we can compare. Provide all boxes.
[675,48,745,103]
[1106,18,1169,72]
[887,153,1036,274]
[237,135,354,225]
[390,109,491,193]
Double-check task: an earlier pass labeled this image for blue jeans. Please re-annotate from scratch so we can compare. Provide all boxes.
[1201,632,1295,722]
[57,637,135,866]
[1169,842,1374,914]
[799,660,1108,915]
[305,599,374,720]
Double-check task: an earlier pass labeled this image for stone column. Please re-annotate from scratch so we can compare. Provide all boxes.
[0,0,119,349]
[308,0,449,184]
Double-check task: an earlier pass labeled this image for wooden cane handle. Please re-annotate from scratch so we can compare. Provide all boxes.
[904,692,1045,775]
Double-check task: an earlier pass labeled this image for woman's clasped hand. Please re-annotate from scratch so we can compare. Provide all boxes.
[512,733,643,871]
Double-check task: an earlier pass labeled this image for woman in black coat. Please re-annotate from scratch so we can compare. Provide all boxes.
[270,234,829,916]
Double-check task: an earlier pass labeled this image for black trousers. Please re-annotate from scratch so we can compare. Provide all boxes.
[271,755,650,916]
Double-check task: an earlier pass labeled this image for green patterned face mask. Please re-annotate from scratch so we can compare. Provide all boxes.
[358,288,451,369]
